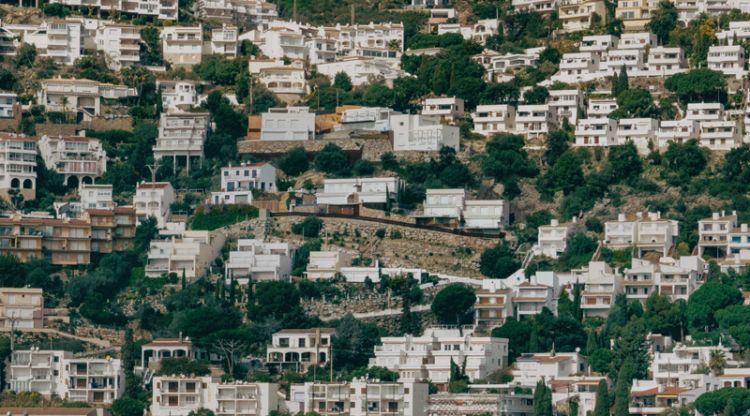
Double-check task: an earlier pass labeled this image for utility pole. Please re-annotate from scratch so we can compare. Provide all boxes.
[293,0,297,22]
[248,76,254,115]
[351,4,355,25]
[146,161,160,183]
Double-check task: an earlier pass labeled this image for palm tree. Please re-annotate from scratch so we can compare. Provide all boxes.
[709,350,727,375]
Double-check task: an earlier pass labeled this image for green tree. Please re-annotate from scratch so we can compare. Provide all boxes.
[593,379,610,416]
[333,314,382,370]
[613,360,633,416]
[695,388,750,416]
[492,318,531,362]
[276,147,309,176]
[610,88,657,119]
[291,216,323,238]
[111,398,145,416]
[662,139,709,186]
[612,66,629,98]
[187,410,215,416]
[523,86,550,104]
[13,43,37,68]
[545,130,570,166]
[333,72,353,92]
[479,243,520,279]
[533,380,553,416]
[314,143,351,176]
[664,69,727,105]
[687,279,743,332]
[431,284,476,325]
[606,143,642,183]
[648,0,678,43]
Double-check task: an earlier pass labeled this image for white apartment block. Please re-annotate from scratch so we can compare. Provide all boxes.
[0,134,37,201]
[604,212,679,256]
[134,181,176,228]
[0,287,44,329]
[548,89,584,125]
[558,0,608,33]
[420,188,465,220]
[488,52,539,81]
[151,376,278,416]
[154,112,210,173]
[258,28,307,60]
[7,349,123,404]
[537,218,576,259]
[317,177,400,207]
[515,105,558,137]
[211,162,276,205]
[37,135,107,187]
[580,35,618,54]
[616,0,658,32]
[575,118,617,147]
[511,0,558,14]
[158,80,199,113]
[210,25,238,58]
[717,20,750,44]
[37,78,138,117]
[511,352,588,385]
[624,256,703,302]
[618,32,657,50]
[699,120,741,151]
[420,97,465,122]
[258,63,308,96]
[197,0,278,24]
[370,326,509,387]
[472,105,516,137]
[416,188,511,231]
[0,92,17,118]
[616,118,658,154]
[49,0,177,20]
[316,57,402,87]
[603,48,645,75]
[266,328,334,372]
[428,386,534,416]
[513,274,557,318]
[587,97,618,118]
[463,200,510,230]
[80,183,114,210]
[287,380,428,416]
[474,286,513,328]
[145,230,225,279]
[337,107,397,132]
[707,45,746,78]
[95,23,141,71]
[161,26,203,67]
[553,52,601,83]
[260,107,315,141]
[437,19,500,44]
[656,119,699,149]
[224,239,295,283]
[305,251,352,280]
[686,102,724,122]
[697,210,738,257]
[651,342,734,388]
[391,115,460,152]
[5,21,81,66]
[577,262,622,318]
[646,47,688,76]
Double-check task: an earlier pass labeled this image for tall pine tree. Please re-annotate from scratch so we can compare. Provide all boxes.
[593,379,610,416]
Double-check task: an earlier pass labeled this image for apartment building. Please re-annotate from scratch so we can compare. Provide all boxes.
[580,35,618,54]
[699,120,741,151]
[370,326,509,388]
[615,0,658,31]
[418,188,465,225]
[94,23,141,71]
[554,52,601,83]
[86,205,137,254]
[37,78,137,118]
[224,239,295,284]
[0,213,92,265]
[0,134,37,201]
[513,274,556,318]
[259,27,307,60]
[153,112,210,173]
[587,97,618,118]
[427,386,534,416]
[537,218,577,259]
[515,105,558,137]
[260,107,316,141]
[210,25,238,58]
[511,0,558,14]
[616,118,658,154]
[288,380,428,416]
[38,135,107,187]
[511,352,588,385]
[463,200,510,231]
[647,47,688,76]
[158,80,199,113]
[317,57,403,87]
[420,97,465,122]
[210,162,276,205]
[558,0,608,33]
[619,32,657,49]
[488,51,539,81]
[0,288,44,329]
[624,256,703,302]
[316,177,401,207]
[7,349,123,404]
[134,182,176,228]
[697,210,738,257]
[305,251,352,280]
[161,26,203,67]
[437,19,500,44]
[5,21,81,66]
[266,328,334,372]
[471,105,516,137]
[575,118,617,147]
[145,230,225,279]
[548,89,584,125]
[603,48,646,74]
[391,115,460,151]
[152,376,278,416]
[196,0,277,23]
[474,286,513,328]
[707,45,746,78]
[577,262,622,318]
[337,107,396,132]
[48,0,177,20]
[604,212,679,256]
[0,92,17,119]
[656,119,699,148]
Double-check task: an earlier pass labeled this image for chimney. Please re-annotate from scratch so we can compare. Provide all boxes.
[551,219,559,227]
[713,212,720,220]
[742,224,748,233]
[721,210,726,217]
[618,213,625,222]
[636,212,643,219]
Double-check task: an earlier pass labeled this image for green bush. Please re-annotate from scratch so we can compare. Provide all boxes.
[190,205,259,230]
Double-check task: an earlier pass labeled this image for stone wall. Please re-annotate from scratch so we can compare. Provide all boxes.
[238,136,392,162]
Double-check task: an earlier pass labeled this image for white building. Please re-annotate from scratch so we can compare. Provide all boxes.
[553,52,601,83]
[305,251,352,280]
[151,376,278,416]
[7,349,123,404]
[511,0,558,14]
[537,218,577,259]
[699,120,741,151]
[656,119,699,148]
[5,21,81,66]
[558,0,609,33]
[646,47,688,76]
[37,135,107,187]
[618,32,657,50]
[463,200,510,230]
[0,134,37,201]
[391,115,460,152]
[158,80,199,113]
[134,182,176,228]
[420,188,465,221]
[623,256,703,303]
[161,26,203,67]
[587,97,618,118]
[154,112,210,173]
[651,342,734,388]
[471,105,516,137]
[37,78,138,118]
[48,0,178,20]
[580,35,618,54]
[697,210,738,257]
[260,107,316,141]
[511,352,588,385]
[707,45,746,78]
[224,239,295,284]
[603,48,646,75]
[515,105,557,137]
[316,177,400,207]
[575,118,617,147]
[258,62,308,96]
[616,118,658,154]
[548,89,584,125]
[420,97,465,122]
[0,92,17,118]
[513,274,557,318]
[604,212,679,256]
[288,380,428,416]
[488,52,539,81]
[317,57,403,87]
[370,326,509,387]
[266,328,334,372]
[686,102,724,122]
[145,230,225,279]
[577,262,622,318]
[211,162,276,205]
[197,0,277,24]
[80,183,114,210]
[210,25,238,58]
[94,23,141,71]
[437,19,500,43]
[337,107,397,132]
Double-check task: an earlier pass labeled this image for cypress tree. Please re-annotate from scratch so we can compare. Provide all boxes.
[593,379,610,416]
